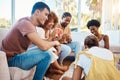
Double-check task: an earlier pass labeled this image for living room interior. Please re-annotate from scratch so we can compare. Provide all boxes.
[0,0,120,80]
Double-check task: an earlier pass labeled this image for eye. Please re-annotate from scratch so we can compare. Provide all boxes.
[45,13,49,17]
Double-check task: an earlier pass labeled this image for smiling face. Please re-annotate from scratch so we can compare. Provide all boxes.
[43,11,58,30]
[45,19,54,30]
[61,16,71,28]
[36,8,49,26]
[89,26,99,36]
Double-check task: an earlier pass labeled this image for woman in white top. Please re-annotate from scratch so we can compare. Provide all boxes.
[87,19,109,49]
[37,11,71,75]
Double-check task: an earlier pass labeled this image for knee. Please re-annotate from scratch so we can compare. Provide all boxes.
[42,51,52,61]
[67,46,72,53]
[60,44,71,56]
[73,41,80,45]
[63,45,71,54]
[73,41,81,47]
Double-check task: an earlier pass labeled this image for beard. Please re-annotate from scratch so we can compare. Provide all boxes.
[61,22,68,28]
[37,24,43,27]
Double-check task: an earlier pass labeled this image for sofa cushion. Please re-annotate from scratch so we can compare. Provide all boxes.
[71,31,91,50]
[0,51,10,80]
[9,67,35,80]
[71,31,120,53]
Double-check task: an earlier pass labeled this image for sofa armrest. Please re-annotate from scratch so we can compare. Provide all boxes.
[0,51,10,80]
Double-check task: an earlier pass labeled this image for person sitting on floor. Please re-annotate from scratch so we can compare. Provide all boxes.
[62,35,120,80]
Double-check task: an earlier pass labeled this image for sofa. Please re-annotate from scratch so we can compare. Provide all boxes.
[0,28,35,80]
[0,51,10,80]
[0,28,120,80]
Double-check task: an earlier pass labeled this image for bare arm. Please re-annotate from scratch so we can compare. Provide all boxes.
[47,30,57,41]
[27,32,60,50]
[103,35,109,49]
[72,65,83,80]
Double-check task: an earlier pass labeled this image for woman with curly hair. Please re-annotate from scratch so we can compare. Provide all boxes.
[87,19,109,49]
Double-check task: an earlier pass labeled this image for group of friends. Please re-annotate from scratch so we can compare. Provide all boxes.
[0,1,120,80]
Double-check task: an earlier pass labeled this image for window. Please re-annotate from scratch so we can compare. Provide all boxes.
[0,0,11,28]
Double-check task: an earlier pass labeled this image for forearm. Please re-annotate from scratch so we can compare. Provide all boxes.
[27,32,60,50]
[37,40,59,50]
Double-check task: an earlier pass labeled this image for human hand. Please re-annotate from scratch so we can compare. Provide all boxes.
[66,34,72,43]
[54,28,63,39]
[53,40,60,46]
[54,45,61,54]
[49,30,57,39]
[61,65,69,71]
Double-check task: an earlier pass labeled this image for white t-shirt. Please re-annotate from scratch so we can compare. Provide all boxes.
[36,27,45,39]
[36,27,58,63]
[76,47,113,75]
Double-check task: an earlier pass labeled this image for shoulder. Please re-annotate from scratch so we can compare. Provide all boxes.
[102,34,109,40]
[76,50,91,63]
[17,17,36,36]
[76,53,90,63]
[89,47,113,60]
[17,17,35,30]
[18,17,32,24]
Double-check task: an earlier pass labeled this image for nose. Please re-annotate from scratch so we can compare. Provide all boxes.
[46,16,48,21]
[91,30,94,33]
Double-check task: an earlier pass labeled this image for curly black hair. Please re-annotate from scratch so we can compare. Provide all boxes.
[62,12,72,19]
[87,19,100,29]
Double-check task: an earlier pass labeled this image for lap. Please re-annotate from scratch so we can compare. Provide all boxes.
[8,46,51,70]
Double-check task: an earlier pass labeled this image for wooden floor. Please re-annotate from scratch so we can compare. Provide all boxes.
[45,53,120,80]
[45,56,74,80]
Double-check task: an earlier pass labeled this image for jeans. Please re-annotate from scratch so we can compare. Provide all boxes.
[58,44,71,64]
[66,41,81,57]
[8,46,51,80]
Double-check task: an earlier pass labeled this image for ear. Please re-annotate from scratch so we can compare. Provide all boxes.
[35,9,40,15]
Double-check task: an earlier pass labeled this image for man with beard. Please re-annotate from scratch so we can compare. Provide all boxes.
[55,12,81,58]
[0,2,60,80]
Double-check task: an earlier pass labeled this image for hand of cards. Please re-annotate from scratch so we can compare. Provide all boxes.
[59,34,72,44]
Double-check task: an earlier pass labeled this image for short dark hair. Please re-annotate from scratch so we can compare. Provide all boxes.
[87,19,100,29]
[84,35,99,48]
[62,12,72,19]
[31,2,50,14]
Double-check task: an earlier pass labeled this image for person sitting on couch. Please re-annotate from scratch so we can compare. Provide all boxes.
[55,12,81,57]
[87,19,109,49]
[36,11,70,74]
[0,2,60,80]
